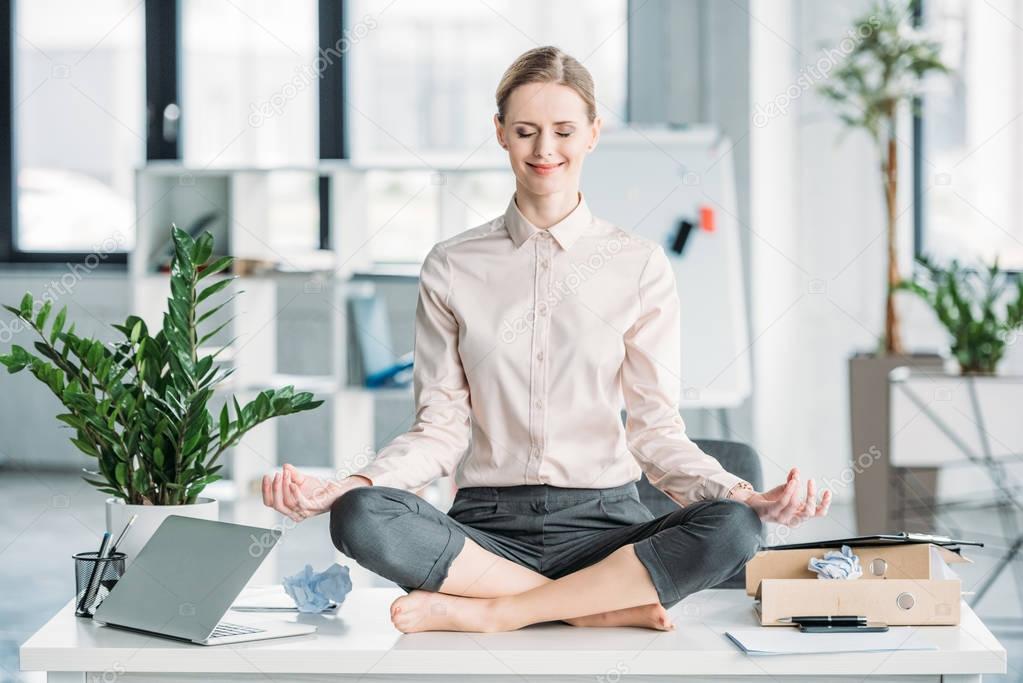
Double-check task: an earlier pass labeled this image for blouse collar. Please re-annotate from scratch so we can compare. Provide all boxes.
[504,190,593,251]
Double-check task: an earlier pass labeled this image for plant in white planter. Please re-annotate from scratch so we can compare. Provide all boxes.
[0,227,323,554]
[898,255,1023,375]
[818,0,948,353]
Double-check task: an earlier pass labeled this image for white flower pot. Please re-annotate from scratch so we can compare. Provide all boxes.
[105,497,219,566]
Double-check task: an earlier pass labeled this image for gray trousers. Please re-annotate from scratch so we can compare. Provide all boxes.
[329,480,762,609]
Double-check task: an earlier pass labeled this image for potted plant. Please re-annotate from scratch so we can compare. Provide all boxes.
[898,255,1023,375]
[817,0,949,533]
[0,227,323,560]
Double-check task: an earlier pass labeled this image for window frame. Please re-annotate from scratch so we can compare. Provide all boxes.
[0,0,348,264]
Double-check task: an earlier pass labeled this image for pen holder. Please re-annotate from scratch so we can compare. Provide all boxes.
[73,551,126,618]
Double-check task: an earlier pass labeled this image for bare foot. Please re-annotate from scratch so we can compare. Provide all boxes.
[390,590,505,633]
[564,603,675,630]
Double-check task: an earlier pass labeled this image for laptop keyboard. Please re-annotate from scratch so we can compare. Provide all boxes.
[210,622,266,639]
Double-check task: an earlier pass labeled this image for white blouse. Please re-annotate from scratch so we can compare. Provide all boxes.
[354,190,747,506]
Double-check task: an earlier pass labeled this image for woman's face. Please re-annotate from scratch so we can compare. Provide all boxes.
[494,81,601,196]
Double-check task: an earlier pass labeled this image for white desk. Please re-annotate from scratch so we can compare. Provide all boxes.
[21,588,1006,682]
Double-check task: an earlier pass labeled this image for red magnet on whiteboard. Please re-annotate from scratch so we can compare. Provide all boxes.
[699,205,716,233]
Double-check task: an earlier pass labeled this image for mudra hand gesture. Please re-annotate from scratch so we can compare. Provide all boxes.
[261,463,370,523]
[729,467,831,526]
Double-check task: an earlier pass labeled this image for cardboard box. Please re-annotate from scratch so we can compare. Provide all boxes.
[745,543,969,626]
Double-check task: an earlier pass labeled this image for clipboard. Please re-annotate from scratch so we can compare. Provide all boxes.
[767,532,984,552]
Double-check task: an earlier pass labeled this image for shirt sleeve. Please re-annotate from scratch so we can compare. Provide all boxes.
[353,244,472,491]
[622,244,747,505]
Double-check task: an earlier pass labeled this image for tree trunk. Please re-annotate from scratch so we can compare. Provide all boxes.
[883,116,904,354]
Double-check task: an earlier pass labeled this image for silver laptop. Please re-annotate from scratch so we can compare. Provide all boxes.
[93,515,317,645]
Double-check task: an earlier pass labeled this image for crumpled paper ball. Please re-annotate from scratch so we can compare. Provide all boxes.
[808,545,862,580]
[282,563,353,612]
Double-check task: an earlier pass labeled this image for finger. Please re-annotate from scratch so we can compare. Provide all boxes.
[816,489,833,516]
[282,468,295,508]
[778,479,805,521]
[290,481,318,516]
[799,479,817,520]
[272,473,294,518]
[271,473,283,512]
[771,477,798,514]
[285,462,305,485]
[261,475,272,507]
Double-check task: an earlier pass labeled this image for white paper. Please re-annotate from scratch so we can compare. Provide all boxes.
[929,545,960,580]
[230,584,337,612]
[725,628,938,656]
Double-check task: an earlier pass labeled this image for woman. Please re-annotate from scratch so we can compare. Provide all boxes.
[262,46,830,634]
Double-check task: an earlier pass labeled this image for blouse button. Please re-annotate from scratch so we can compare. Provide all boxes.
[536,351,544,361]
[540,259,549,269]
[535,399,543,408]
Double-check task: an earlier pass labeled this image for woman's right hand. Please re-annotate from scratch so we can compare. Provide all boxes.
[261,463,371,522]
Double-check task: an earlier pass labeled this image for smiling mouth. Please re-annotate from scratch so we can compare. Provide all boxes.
[528,162,566,174]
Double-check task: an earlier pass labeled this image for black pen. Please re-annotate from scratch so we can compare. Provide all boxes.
[77,531,111,615]
[777,615,867,626]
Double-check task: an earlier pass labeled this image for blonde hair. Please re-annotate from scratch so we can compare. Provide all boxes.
[495,46,597,125]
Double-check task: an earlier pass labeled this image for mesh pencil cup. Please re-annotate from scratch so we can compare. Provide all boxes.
[73,550,126,618]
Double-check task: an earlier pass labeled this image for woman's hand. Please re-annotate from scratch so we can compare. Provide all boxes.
[728,467,831,525]
[261,463,371,523]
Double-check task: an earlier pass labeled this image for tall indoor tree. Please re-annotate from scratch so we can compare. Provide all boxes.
[818,0,947,353]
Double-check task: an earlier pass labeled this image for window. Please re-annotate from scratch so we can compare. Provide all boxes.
[13,0,144,254]
[918,0,1023,270]
[181,0,319,167]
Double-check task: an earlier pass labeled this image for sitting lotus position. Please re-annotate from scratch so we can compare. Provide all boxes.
[262,45,831,634]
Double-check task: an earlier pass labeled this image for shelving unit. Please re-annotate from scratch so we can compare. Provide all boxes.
[130,161,508,572]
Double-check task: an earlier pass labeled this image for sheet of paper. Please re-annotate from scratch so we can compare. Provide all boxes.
[725,628,938,656]
[230,584,337,612]
[929,545,960,580]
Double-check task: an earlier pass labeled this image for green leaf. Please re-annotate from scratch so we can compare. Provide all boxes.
[198,318,233,347]
[197,278,234,304]
[219,404,230,448]
[49,307,67,345]
[70,438,100,457]
[172,227,196,271]
[114,463,128,487]
[130,320,143,344]
[198,255,234,281]
[19,293,33,317]
[35,300,52,329]
[194,232,214,265]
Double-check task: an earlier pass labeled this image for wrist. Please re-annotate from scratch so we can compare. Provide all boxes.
[322,476,368,506]
[344,475,373,490]
[727,481,756,503]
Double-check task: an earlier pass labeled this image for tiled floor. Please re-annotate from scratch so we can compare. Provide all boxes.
[2,466,1020,682]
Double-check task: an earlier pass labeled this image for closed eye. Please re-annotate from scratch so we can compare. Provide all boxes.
[515,132,573,138]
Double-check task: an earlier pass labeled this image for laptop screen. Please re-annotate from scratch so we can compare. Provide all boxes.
[93,515,280,641]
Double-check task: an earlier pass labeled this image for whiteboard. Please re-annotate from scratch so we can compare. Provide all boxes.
[583,126,751,408]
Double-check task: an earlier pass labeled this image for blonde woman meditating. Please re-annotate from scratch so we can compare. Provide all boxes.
[262,46,831,634]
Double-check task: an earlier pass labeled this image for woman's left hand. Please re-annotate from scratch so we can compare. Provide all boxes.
[728,468,831,525]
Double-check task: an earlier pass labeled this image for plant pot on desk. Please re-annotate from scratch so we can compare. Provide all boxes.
[106,497,219,566]
[849,351,945,534]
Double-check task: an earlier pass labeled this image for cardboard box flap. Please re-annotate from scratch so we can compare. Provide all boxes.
[745,543,970,596]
